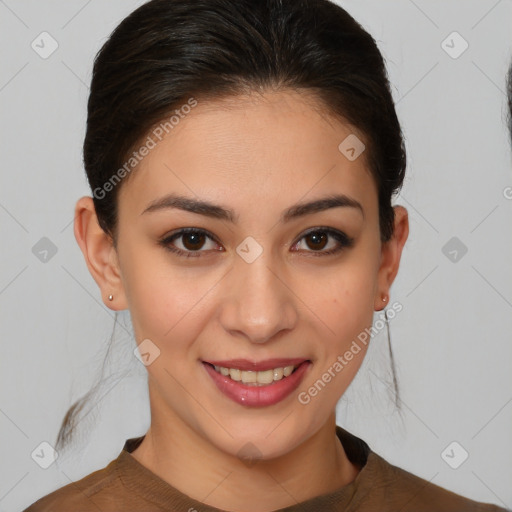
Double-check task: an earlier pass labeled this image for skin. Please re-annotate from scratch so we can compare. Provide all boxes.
[74,89,408,512]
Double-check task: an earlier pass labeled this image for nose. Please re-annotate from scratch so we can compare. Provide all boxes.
[218,250,298,344]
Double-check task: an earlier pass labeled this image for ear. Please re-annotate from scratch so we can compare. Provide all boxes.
[374,205,409,311]
[73,196,128,310]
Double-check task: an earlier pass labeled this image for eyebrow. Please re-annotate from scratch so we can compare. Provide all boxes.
[141,193,364,222]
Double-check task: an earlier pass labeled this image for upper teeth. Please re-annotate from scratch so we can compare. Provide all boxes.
[213,365,296,385]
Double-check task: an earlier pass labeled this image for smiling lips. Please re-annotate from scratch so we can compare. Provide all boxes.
[202,358,311,407]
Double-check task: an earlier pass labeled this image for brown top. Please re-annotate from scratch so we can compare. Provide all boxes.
[23,425,508,512]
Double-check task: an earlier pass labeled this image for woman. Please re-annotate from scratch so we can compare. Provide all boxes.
[23,0,508,510]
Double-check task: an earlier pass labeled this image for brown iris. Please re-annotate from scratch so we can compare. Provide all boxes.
[181,231,207,251]
[304,231,328,251]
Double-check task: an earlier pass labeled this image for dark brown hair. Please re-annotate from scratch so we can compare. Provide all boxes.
[56,0,407,452]
[508,61,512,142]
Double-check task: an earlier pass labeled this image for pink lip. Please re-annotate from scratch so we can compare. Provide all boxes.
[202,360,311,407]
[203,358,308,372]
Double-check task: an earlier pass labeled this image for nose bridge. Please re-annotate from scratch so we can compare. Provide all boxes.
[221,244,296,343]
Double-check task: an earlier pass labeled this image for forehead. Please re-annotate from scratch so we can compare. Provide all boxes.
[117,89,377,221]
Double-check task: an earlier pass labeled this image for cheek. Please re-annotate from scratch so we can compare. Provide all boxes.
[119,246,207,348]
[326,248,378,307]
[315,253,379,355]
[130,281,207,351]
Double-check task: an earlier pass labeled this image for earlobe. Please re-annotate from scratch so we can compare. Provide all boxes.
[73,196,128,310]
[374,205,409,310]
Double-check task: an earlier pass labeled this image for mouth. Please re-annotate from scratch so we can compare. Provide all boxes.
[201,359,312,407]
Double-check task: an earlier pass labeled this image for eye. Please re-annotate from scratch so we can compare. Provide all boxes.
[159,226,354,259]
[159,228,221,258]
[291,227,355,256]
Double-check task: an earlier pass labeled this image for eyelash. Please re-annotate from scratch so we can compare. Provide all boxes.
[158,227,355,259]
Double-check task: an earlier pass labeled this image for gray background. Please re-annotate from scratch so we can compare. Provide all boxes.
[1,0,511,510]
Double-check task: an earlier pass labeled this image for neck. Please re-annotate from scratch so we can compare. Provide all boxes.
[131,392,359,512]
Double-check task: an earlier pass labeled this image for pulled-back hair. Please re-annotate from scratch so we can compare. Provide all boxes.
[508,61,512,142]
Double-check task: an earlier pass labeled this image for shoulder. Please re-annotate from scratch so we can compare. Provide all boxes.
[21,456,128,512]
[363,450,509,512]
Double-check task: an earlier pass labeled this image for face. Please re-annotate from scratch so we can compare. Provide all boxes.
[111,89,395,459]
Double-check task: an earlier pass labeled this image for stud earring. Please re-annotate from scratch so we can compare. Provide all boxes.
[375,293,388,312]
[108,294,113,301]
